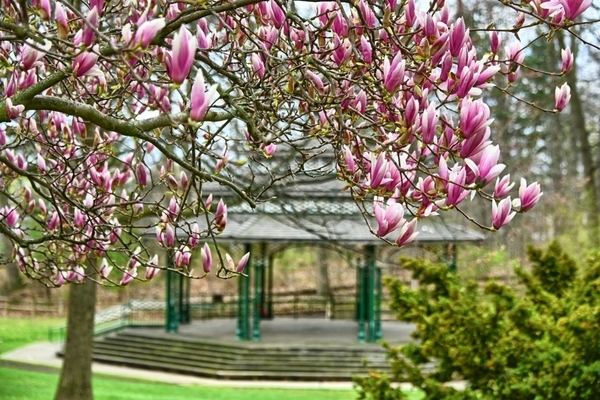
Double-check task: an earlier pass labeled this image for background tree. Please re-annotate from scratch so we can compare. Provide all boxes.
[0,0,592,398]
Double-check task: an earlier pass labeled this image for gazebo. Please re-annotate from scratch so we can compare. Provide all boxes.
[163,176,484,343]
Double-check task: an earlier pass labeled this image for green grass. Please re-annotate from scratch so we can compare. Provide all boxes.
[0,317,64,354]
[0,367,369,400]
[0,317,422,400]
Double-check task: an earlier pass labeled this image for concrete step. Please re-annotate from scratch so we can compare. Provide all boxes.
[90,329,392,380]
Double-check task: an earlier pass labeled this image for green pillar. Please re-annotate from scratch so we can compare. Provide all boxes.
[236,244,251,340]
[252,262,264,341]
[366,244,376,343]
[447,244,457,272]
[357,263,366,343]
[179,272,191,324]
[252,243,267,341]
[374,266,382,341]
[267,254,274,319]
[165,251,179,333]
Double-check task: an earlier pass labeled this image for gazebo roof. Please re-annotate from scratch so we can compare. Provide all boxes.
[192,212,484,245]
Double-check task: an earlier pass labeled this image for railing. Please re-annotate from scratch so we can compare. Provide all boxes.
[48,293,395,342]
[48,299,164,342]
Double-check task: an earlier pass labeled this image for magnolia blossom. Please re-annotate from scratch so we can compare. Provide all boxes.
[201,243,212,273]
[165,25,197,84]
[492,197,516,230]
[396,219,418,247]
[518,179,543,212]
[134,18,166,48]
[555,83,571,111]
[190,69,219,122]
[561,48,573,73]
[224,252,250,273]
[373,198,405,237]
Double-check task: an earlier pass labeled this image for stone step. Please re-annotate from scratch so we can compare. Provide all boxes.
[92,344,389,371]
[90,329,392,380]
[97,335,387,363]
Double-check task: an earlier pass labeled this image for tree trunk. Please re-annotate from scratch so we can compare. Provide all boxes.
[316,247,332,297]
[561,33,600,245]
[54,276,97,400]
[0,195,21,294]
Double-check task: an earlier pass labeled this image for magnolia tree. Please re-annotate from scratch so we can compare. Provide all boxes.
[0,0,588,285]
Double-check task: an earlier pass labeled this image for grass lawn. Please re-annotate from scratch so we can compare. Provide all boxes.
[0,316,64,354]
[0,317,422,400]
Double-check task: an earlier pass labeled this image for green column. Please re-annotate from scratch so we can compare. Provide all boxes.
[165,251,179,333]
[357,264,366,343]
[252,262,264,341]
[179,273,191,324]
[252,243,267,341]
[365,244,378,343]
[447,244,457,272]
[267,254,274,319]
[236,244,251,340]
[366,245,375,342]
[374,266,382,341]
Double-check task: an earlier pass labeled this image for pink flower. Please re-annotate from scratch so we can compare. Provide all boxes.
[236,252,250,273]
[134,18,166,48]
[446,166,468,207]
[251,53,265,79]
[67,265,85,283]
[368,153,390,189]
[494,175,515,198]
[269,0,285,28]
[374,198,405,237]
[99,258,112,279]
[164,223,175,247]
[263,143,277,157]
[189,223,200,248]
[38,0,52,20]
[135,162,148,187]
[174,245,191,268]
[120,267,137,286]
[396,219,418,247]
[560,0,592,20]
[419,103,438,145]
[383,52,405,93]
[145,255,160,280]
[5,98,24,120]
[466,145,505,186]
[55,4,69,39]
[492,197,515,230]
[518,178,543,212]
[72,46,100,77]
[358,0,376,28]
[359,37,372,63]
[561,48,573,73]
[190,69,218,122]
[201,243,212,273]
[555,82,571,111]
[180,171,189,190]
[489,31,501,54]
[214,199,227,232]
[20,42,47,71]
[449,18,467,57]
[82,7,99,47]
[165,25,197,84]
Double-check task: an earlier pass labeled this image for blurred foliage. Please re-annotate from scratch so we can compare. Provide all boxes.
[355,241,600,400]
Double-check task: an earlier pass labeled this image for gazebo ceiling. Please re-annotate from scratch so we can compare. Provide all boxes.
[164,174,486,245]
[192,212,485,245]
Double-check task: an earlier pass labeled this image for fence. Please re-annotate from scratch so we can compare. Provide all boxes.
[48,299,164,342]
[0,296,67,317]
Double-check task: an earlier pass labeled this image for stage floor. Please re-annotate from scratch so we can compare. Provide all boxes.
[138,318,416,346]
